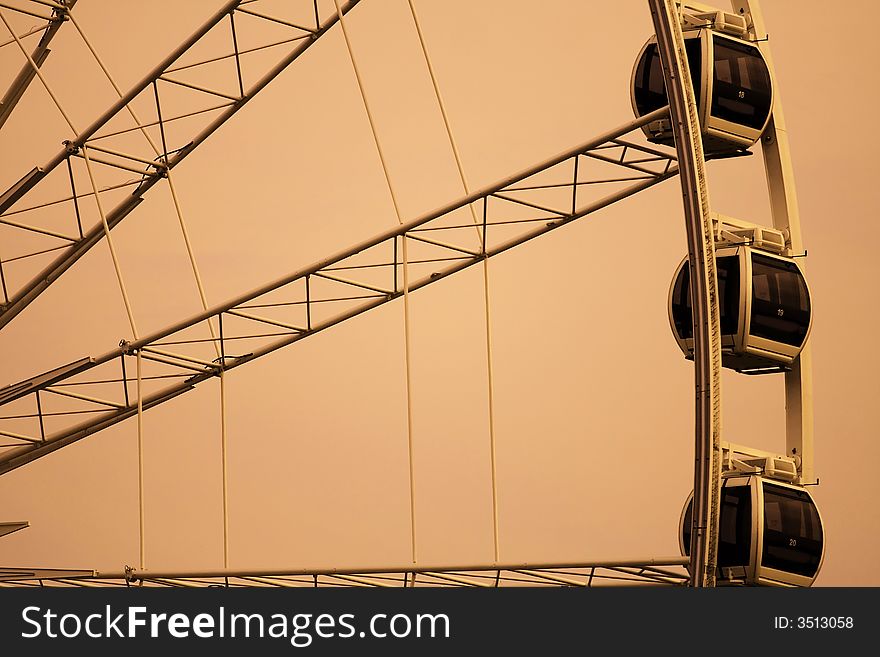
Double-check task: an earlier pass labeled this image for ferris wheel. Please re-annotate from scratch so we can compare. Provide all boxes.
[0,0,821,587]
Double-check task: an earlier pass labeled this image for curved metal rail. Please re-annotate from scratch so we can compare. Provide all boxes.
[0,1,811,590]
[647,0,723,587]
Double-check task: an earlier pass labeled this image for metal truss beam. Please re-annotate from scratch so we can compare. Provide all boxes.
[0,557,689,587]
[0,107,682,475]
[0,0,361,330]
[0,0,77,130]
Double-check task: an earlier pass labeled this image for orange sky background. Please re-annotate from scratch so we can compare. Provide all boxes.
[0,0,878,585]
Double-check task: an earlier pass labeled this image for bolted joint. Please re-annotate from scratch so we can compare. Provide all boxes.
[152,157,170,174]
[52,2,72,20]
[62,140,79,156]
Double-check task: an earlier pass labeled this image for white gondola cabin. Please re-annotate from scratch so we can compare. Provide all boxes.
[669,246,811,373]
[680,475,824,586]
[631,13,773,153]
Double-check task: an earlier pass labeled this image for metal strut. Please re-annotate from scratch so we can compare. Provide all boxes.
[0,0,77,130]
[730,0,815,486]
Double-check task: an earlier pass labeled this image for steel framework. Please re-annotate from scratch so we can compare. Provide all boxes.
[731,0,815,487]
[0,0,813,589]
[0,558,690,588]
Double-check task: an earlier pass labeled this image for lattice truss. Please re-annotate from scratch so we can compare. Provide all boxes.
[0,559,690,587]
[0,105,678,474]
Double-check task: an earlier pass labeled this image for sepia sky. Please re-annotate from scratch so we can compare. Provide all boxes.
[0,0,878,586]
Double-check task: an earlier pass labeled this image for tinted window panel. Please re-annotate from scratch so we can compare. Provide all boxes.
[711,36,772,129]
[682,498,692,555]
[749,254,810,347]
[671,261,693,339]
[718,486,752,567]
[682,485,751,568]
[634,38,702,117]
[670,256,740,341]
[762,484,823,577]
[634,43,665,116]
[685,37,702,107]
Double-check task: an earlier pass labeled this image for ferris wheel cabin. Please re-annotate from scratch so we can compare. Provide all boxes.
[680,475,824,586]
[631,12,773,153]
[668,245,811,373]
